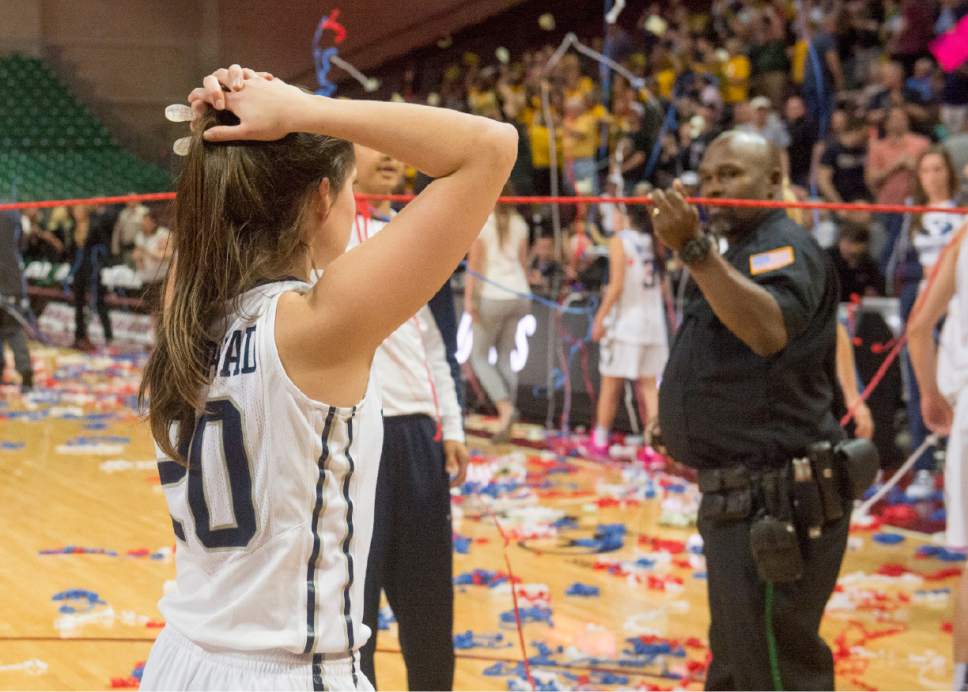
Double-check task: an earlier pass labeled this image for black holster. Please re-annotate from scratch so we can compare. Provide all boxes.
[836,438,880,500]
[698,466,753,523]
[698,465,804,583]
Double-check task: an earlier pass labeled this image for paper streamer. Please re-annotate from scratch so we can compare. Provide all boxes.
[931,13,968,72]
[312,8,379,96]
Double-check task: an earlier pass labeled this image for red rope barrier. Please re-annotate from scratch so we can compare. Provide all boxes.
[3,191,968,216]
[490,513,536,692]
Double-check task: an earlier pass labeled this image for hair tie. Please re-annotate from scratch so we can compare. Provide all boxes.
[165,104,193,156]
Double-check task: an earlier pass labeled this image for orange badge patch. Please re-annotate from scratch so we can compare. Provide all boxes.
[749,246,795,276]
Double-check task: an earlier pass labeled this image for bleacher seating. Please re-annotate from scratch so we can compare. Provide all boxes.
[0,53,170,200]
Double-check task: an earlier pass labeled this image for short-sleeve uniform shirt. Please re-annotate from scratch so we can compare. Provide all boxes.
[659,211,843,470]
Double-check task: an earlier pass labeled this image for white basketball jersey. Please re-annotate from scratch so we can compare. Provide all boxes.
[939,238,968,399]
[155,280,383,657]
[605,230,666,345]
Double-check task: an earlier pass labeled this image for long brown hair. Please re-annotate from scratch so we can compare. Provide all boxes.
[139,107,354,462]
[914,145,959,206]
[911,145,960,237]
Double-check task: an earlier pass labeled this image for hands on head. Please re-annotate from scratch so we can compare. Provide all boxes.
[187,64,312,142]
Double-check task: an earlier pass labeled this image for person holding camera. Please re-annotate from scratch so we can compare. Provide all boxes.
[652,131,876,690]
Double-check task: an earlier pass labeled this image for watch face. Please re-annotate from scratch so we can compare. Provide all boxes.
[681,235,711,264]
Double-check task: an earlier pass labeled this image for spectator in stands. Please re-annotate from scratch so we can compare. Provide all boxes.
[866,107,931,206]
[528,107,554,197]
[945,121,968,189]
[464,194,531,444]
[721,37,752,109]
[866,61,930,134]
[842,0,887,89]
[0,210,33,391]
[561,96,601,196]
[907,58,940,104]
[827,221,885,301]
[784,95,818,190]
[24,206,69,264]
[797,13,844,138]
[740,96,791,177]
[132,208,173,315]
[889,0,938,76]
[748,3,789,109]
[941,64,968,137]
[70,205,115,351]
[818,115,870,203]
[527,234,560,293]
[111,197,148,266]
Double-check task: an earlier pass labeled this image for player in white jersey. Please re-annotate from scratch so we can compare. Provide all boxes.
[908,221,968,691]
[137,65,517,691]
[348,145,468,690]
[591,196,669,456]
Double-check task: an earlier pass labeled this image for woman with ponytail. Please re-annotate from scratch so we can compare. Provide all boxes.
[138,65,516,691]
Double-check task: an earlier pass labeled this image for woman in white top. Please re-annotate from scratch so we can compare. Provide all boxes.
[464,195,531,443]
[890,146,966,494]
[908,222,968,692]
[132,207,173,313]
[590,198,669,454]
[137,65,516,691]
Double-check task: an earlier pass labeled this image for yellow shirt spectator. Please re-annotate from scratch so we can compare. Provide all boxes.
[655,68,677,100]
[530,121,551,169]
[723,53,751,103]
[562,112,599,160]
[791,40,807,85]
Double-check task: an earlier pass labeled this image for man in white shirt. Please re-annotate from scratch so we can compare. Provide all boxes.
[349,145,468,691]
[111,198,148,265]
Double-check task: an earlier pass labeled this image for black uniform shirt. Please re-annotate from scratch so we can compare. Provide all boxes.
[659,210,843,470]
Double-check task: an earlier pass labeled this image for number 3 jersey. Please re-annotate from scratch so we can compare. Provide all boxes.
[154,280,383,657]
[605,230,667,345]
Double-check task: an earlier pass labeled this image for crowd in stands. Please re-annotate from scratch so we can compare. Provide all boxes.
[381,0,968,486]
[386,0,968,298]
[15,201,171,349]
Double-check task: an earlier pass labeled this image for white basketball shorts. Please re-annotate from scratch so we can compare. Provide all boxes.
[140,626,374,691]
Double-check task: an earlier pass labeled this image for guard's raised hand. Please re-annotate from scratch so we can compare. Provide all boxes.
[650,180,701,252]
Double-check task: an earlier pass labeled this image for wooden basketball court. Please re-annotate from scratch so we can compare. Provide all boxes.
[0,346,958,690]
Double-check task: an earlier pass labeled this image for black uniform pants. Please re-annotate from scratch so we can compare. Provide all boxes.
[699,500,851,690]
[360,415,454,691]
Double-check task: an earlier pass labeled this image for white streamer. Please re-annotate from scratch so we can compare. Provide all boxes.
[543,32,644,90]
[330,55,380,92]
[605,0,626,24]
[856,434,939,516]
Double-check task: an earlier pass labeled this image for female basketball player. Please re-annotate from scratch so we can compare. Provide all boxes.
[138,65,516,691]
[590,189,669,457]
[908,221,968,691]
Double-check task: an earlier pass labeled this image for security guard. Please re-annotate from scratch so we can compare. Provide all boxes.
[652,131,862,690]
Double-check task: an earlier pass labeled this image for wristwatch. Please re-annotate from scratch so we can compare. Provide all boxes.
[678,234,713,265]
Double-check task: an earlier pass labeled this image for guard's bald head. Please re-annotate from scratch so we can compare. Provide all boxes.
[697,130,784,239]
[707,131,780,173]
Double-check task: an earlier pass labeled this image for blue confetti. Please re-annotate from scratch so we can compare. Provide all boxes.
[377,607,395,631]
[52,589,107,613]
[917,545,967,562]
[565,582,600,597]
[873,533,905,544]
[453,534,472,554]
[500,606,553,626]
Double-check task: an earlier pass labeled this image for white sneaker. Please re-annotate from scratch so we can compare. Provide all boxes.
[905,469,936,501]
